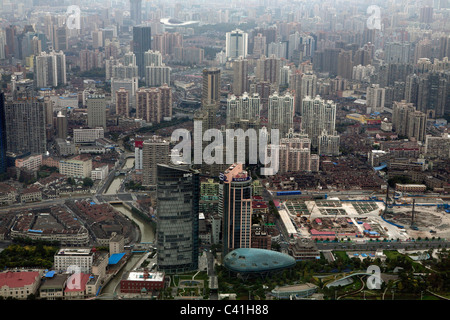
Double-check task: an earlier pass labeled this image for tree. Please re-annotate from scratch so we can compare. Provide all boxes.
[82,177,94,187]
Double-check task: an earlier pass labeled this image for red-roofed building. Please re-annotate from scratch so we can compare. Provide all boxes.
[0,271,42,299]
[64,273,99,299]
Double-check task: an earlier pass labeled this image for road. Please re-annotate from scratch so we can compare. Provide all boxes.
[316,239,450,251]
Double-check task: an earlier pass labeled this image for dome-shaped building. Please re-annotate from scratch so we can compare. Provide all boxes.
[223,248,296,278]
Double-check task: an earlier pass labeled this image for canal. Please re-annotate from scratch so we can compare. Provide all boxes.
[99,203,156,298]
[104,157,135,195]
[99,156,157,298]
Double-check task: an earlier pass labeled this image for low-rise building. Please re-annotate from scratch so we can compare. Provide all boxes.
[119,271,165,294]
[91,165,109,180]
[20,187,42,203]
[39,273,69,300]
[59,158,92,178]
[15,154,43,172]
[0,270,42,299]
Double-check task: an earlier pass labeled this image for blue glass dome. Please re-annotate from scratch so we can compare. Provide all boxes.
[223,248,296,273]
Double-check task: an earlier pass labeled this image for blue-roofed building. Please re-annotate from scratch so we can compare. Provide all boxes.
[108,252,126,265]
[223,248,296,279]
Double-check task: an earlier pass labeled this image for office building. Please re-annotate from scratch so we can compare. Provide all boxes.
[54,248,94,273]
[226,29,248,60]
[132,26,152,78]
[220,163,253,256]
[202,68,221,106]
[73,128,104,144]
[130,0,142,25]
[156,163,200,273]
[59,158,92,179]
[87,94,107,130]
[36,51,66,88]
[56,111,67,140]
[0,93,7,174]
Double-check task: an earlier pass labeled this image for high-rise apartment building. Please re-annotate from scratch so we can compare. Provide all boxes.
[366,84,386,113]
[145,64,171,87]
[226,92,260,128]
[115,87,130,117]
[156,163,200,273]
[268,92,294,137]
[232,56,249,96]
[301,95,337,148]
[255,54,281,87]
[142,136,170,186]
[392,100,427,142]
[318,130,340,156]
[220,163,253,256]
[136,85,172,123]
[35,51,66,88]
[4,79,46,155]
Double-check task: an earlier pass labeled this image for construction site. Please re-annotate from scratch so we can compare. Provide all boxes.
[279,195,450,242]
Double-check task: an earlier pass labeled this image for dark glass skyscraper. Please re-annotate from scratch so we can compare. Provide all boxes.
[156,164,200,273]
[0,92,7,174]
[130,0,142,26]
[132,26,151,78]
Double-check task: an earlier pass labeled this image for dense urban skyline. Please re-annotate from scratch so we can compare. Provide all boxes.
[0,0,449,310]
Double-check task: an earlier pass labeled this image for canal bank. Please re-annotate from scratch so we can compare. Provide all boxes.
[99,202,156,298]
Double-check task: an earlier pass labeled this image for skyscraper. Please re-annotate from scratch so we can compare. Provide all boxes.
[226,92,260,128]
[156,163,200,273]
[35,50,66,88]
[130,0,142,26]
[268,91,294,137]
[87,94,107,130]
[301,95,337,148]
[132,26,152,78]
[142,136,170,186]
[202,68,221,106]
[145,64,171,87]
[56,111,67,140]
[0,92,7,174]
[4,79,46,155]
[232,56,249,96]
[220,163,253,256]
[226,29,248,60]
[115,87,130,117]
